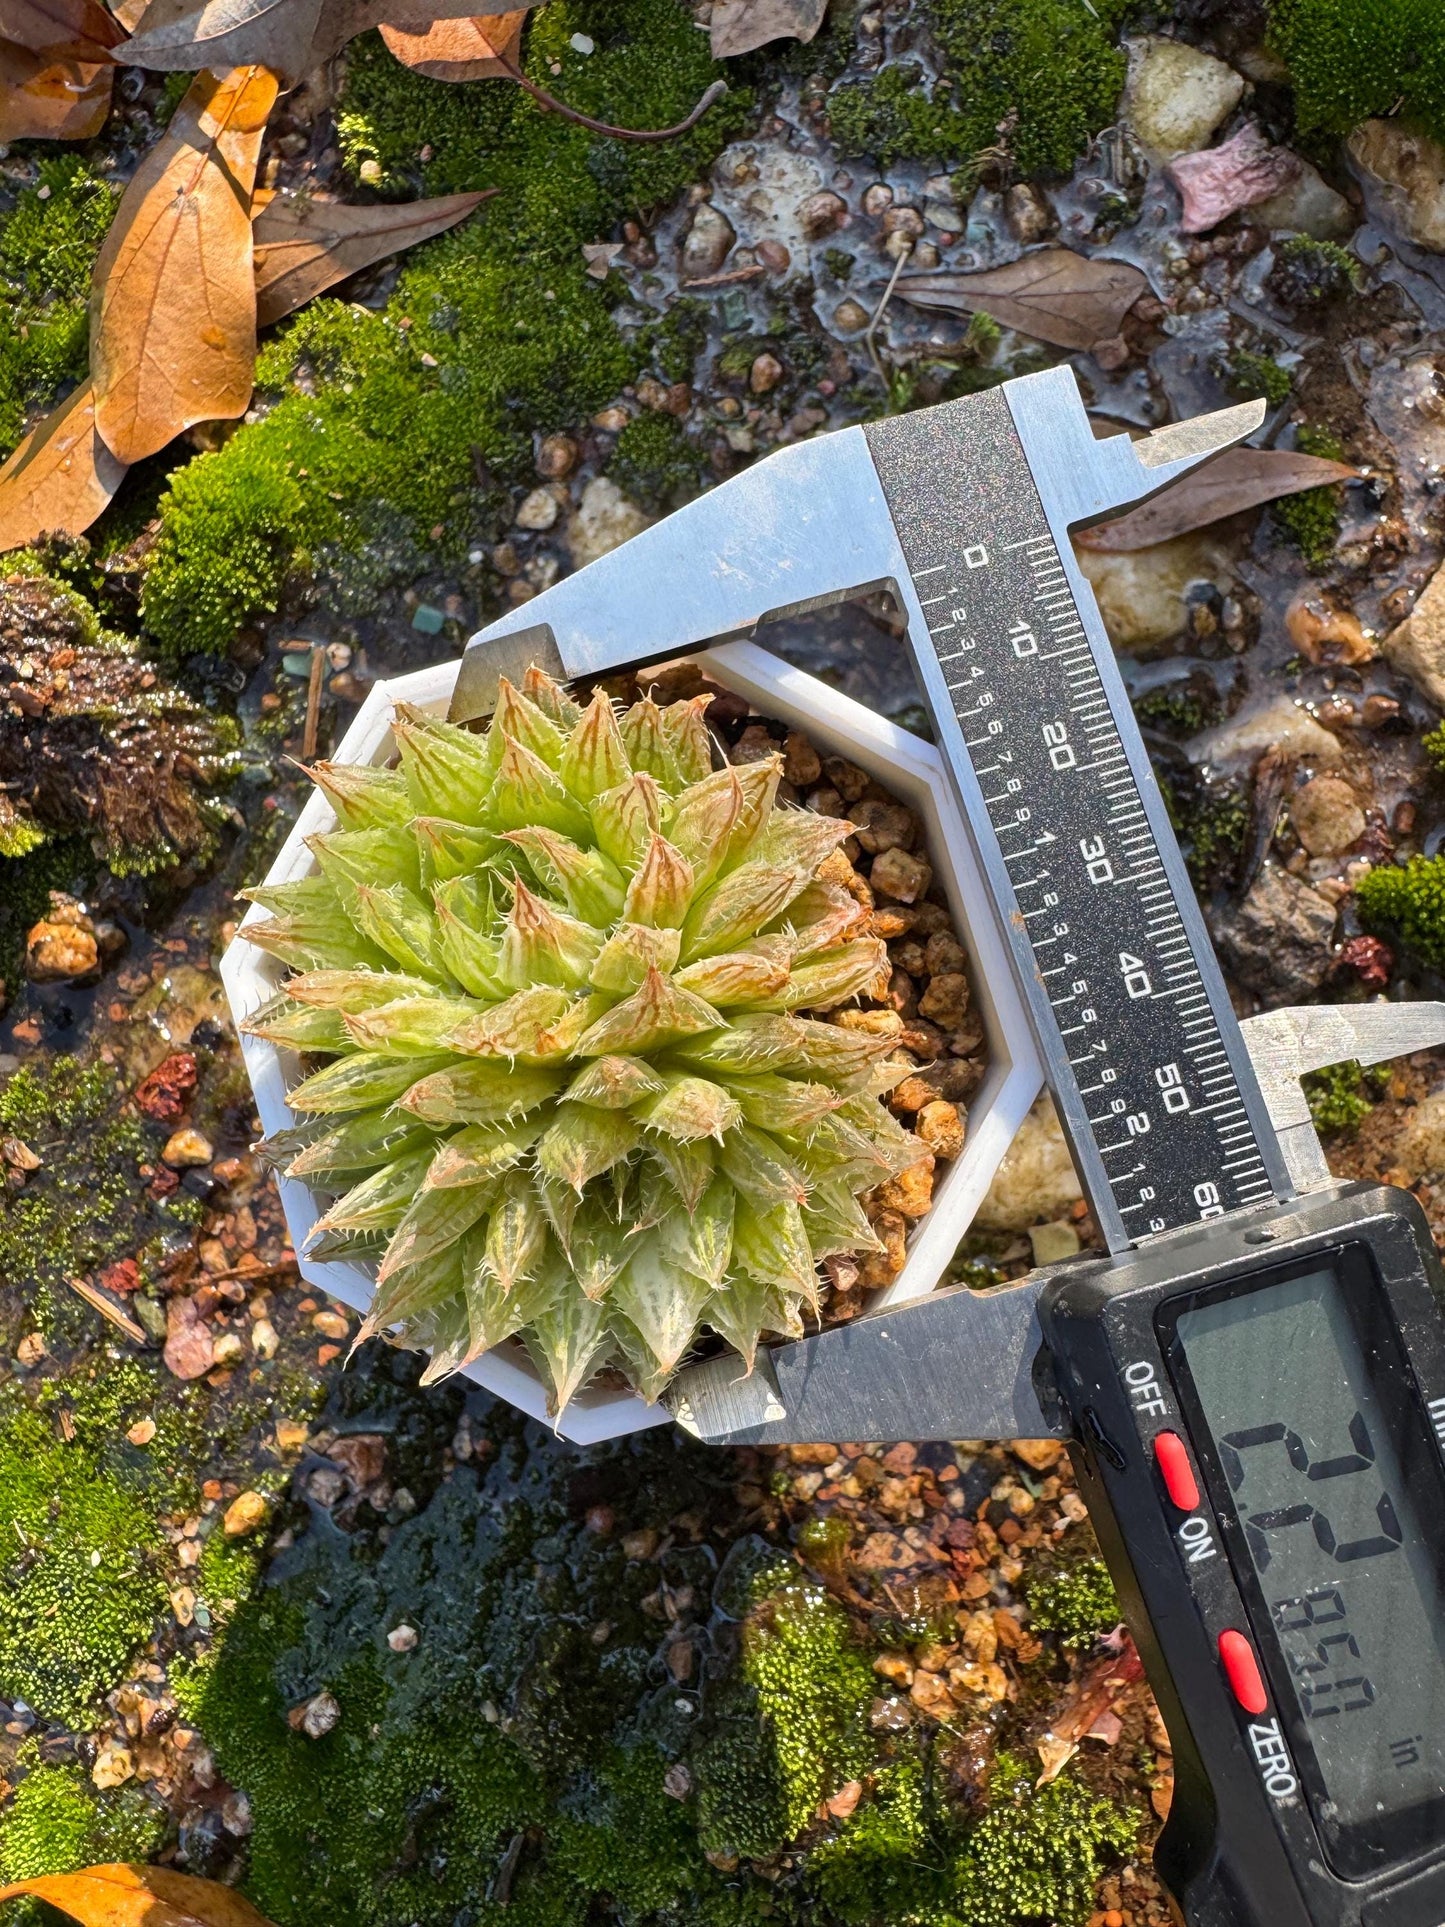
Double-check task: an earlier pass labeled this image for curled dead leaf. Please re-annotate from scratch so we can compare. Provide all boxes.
[89,63,277,466]
[5,0,125,59]
[377,8,526,79]
[0,1863,281,1927]
[897,249,1149,352]
[1075,445,1362,551]
[0,382,126,552]
[0,38,112,139]
[119,0,519,82]
[709,0,827,58]
[253,189,491,326]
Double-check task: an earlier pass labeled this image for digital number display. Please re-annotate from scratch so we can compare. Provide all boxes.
[1170,1256,1445,1874]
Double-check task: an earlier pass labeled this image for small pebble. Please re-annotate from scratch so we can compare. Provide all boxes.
[222,1490,268,1538]
[212,1332,246,1367]
[126,1418,157,1447]
[251,1317,280,1359]
[313,1309,349,1340]
[297,1691,340,1739]
[161,1127,213,1169]
[387,1624,419,1652]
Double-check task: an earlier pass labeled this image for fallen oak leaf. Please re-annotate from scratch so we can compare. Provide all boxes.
[378,7,526,79]
[4,0,125,59]
[0,1863,280,1927]
[0,381,126,552]
[252,188,492,327]
[897,248,1149,352]
[1075,445,1362,551]
[0,38,111,138]
[709,0,827,58]
[90,62,278,466]
[119,0,518,82]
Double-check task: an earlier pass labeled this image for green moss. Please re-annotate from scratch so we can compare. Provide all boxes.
[143,0,750,654]
[1226,349,1292,408]
[1024,1558,1120,1649]
[606,410,704,509]
[1160,772,1249,893]
[1269,0,1445,146]
[1423,718,1445,772]
[1302,1059,1391,1135]
[0,1762,164,1881]
[828,0,1129,174]
[952,1753,1138,1927]
[1269,237,1363,306]
[0,160,118,458]
[809,1752,938,1925]
[1272,424,1347,568]
[1357,854,1445,976]
[743,1582,875,1838]
[0,834,93,994]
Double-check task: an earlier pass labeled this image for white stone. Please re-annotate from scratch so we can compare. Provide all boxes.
[566,477,653,569]
[1251,157,1355,240]
[1073,531,1235,651]
[1399,1092,1445,1183]
[1188,692,1344,770]
[1349,121,1445,252]
[515,486,559,532]
[1123,36,1245,157]
[975,1095,1082,1231]
[1385,560,1445,704]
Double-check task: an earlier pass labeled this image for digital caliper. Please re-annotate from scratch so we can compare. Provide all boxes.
[451,367,1445,1927]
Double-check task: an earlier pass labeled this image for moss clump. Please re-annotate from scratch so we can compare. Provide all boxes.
[1025,1557,1120,1649]
[1161,772,1249,894]
[1269,0,1445,147]
[1272,425,1346,567]
[0,159,118,458]
[828,0,1129,174]
[953,1753,1138,1927]
[1268,237,1363,307]
[606,410,705,509]
[0,1761,164,1881]
[142,0,749,655]
[1357,854,1445,976]
[1303,1059,1391,1135]
[1423,718,1445,773]
[1225,349,1292,408]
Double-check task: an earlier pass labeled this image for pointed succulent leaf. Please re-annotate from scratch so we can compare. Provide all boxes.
[611,1234,712,1381]
[353,883,447,979]
[663,766,743,890]
[493,676,567,767]
[523,1259,612,1412]
[622,835,694,929]
[786,1017,899,1088]
[646,1136,714,1214]
[733,1195,818,1302]
[284,1108,432,1179]
[392,704,498,823]
[432,889,508,1002]
[454,1236,529,1354]
[672,1012,808,1076]
[658,1173,734,1289]
[522,664,582,728]
[242,996,352,1052]
[767,939,890,1012]
[286,967,438,1011]
[719,1124,810,1206]
[566,1198,634,1301]
[534,1168,581,1249]
[377,1179,496,1283]
[482,1171,550,1293]
[483,736,592,840]
[343,994,481,1054]
[501,827,627,924]
[558,690,630,802]
[309,825,421,896]
[288,1050,455,1115]
[638,1072,741,1144]
[755,807,855,874]
[412,816,505,885]
[589,772,661,869]
[498,879,604,990]
[447,986,573,1058]
[680,862,806,963]
[398,1059,563,1126]
[589,923,682,996]
[359,1246,467,1347]
[673,936,792,1007]
[724,755,782,868]
[778,880,868,958]
[619,696,676,784]
[537,1102,640,1194]
[416,1293,481,1385]
[423,1120,543,1189]
[704,1274,802,1372]
[312,1150,434,1236]
[307,760,413,831]
[242,877,389,970]
[308,1228,388,1264]
[724,1073,846,1133]
[658,694,714,786]
[575,966,722,1057]
[802,1177,887,1258]
[564,1054,666,1110]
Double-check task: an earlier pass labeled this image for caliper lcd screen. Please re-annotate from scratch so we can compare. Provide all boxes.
[1169,1251,1445,1875]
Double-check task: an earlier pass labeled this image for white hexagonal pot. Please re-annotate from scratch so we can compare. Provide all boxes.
[220,640,1043,1443]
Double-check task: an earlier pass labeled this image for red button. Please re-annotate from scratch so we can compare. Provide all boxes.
[1219,1630,1269,1715]
[1154,1430,1201,1511]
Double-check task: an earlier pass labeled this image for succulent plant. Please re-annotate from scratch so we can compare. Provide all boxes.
[244,668,927,1409]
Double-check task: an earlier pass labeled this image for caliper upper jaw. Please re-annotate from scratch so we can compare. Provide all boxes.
[1240,1002,1445,1193]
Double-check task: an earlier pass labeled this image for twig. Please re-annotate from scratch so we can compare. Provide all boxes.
[302,642,326,764]
[201,1254,300,1286]
[498,61,727,143]
[66,1275,146,1344]
[865,240,913,398]
[682,263,767,289]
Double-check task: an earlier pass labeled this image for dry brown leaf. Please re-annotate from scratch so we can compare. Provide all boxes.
[709,0,827,58]
[1075,445,1362,551]
[0,1864,280,1927]
[89,63,277,467]
[119,0,516,80]
[252,188,489,325]
[898,249,1149,351]
[0,39,112,138]
[5,0,125,58]
[377,9,525,79]
[0,382,126,552]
